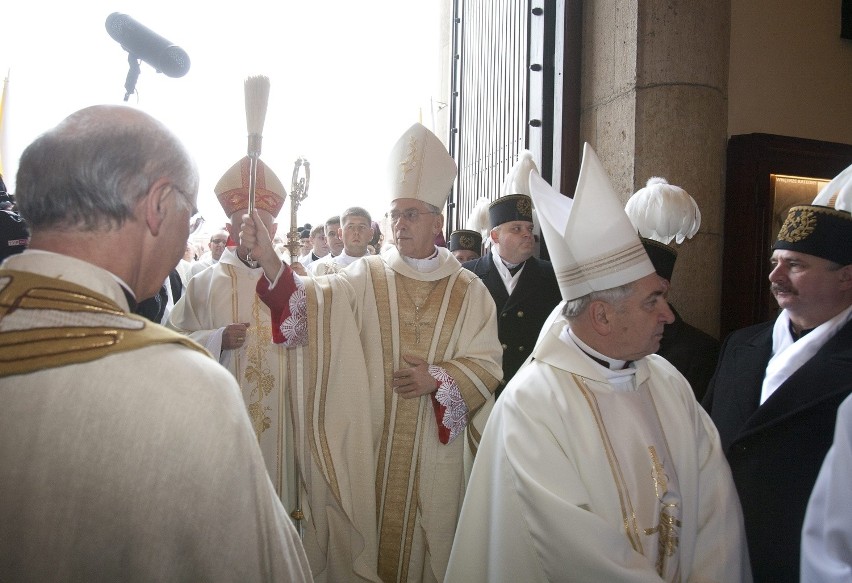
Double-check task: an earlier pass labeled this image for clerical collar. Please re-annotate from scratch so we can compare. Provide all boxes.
[566,327,632,370]
[338,250,367,265]
[401,247,440,273]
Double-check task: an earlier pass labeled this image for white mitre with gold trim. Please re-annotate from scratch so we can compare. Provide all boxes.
[387,122,457,209]
[529,143,654,301]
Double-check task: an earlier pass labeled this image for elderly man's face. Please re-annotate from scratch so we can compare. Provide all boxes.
[389,198,442,260]
[604,273,674,361]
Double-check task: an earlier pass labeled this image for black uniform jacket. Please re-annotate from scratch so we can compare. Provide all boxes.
[702,317,852,583]
[657,304,720,402]
[463,252,562,397]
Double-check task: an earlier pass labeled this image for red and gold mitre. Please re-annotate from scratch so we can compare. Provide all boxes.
[214,156,287,218]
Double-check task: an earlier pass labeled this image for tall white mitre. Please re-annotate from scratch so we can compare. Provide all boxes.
[386,122,457,208]
[528,143,655,301]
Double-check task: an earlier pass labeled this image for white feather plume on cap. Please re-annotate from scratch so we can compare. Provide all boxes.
[465,196,491,233]
[500,150,538,197]
[812,163,852,212]
[624,177,701,245]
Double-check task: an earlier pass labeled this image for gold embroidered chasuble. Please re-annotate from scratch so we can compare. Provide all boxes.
[168,248,294,510]
[0,269,206,376]
[288,246,502,582]
[445,311,752,583]
[0,251,314,581]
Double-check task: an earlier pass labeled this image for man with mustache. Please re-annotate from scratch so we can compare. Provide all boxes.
[703,166,852,583]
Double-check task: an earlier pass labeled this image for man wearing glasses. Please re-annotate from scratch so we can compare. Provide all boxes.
[0,105,310,580]
[188,228,229,278]
[242,122,502,582]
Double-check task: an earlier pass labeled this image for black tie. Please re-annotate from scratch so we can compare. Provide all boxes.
[507,262,524,276]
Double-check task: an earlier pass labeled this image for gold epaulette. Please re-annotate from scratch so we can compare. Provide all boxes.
[0,269,210,378]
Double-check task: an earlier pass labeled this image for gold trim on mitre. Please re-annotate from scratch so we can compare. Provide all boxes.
[387,123,456,209]
[529,144,654,301]
[215,156,287,218]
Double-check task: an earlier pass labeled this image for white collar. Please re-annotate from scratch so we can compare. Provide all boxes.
[761,304,852,403]
[401,247,440,273]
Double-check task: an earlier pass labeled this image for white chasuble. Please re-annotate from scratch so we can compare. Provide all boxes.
[288,247,502,582]
[579,379,683,581]
[445,311,751,583]
[168,248,294,512]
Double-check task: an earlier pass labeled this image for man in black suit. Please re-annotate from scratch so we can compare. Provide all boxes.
[640,238,719,401]
[703,191,852,582]
[463,184,561,398]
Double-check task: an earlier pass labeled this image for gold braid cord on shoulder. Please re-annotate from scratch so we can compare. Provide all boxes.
[0,269,210,378]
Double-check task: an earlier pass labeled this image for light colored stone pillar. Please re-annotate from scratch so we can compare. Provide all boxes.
[580,0,730,337]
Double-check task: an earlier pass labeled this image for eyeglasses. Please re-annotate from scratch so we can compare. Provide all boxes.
[210,238,228,245]
[189,213,205,235]
[172,184,203,235]
[386,209,438,223]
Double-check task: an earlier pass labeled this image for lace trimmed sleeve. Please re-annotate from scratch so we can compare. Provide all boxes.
[430,364,469,443]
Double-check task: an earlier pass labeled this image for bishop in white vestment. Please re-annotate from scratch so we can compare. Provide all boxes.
[168,157,295,512]
[446,144,750,582]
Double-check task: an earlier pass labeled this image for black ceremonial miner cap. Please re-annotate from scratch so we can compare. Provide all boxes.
[773,205,852,265]
[488,194,533,229]
[449,229,482,255]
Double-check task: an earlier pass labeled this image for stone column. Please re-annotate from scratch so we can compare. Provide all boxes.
[579,0,730,337]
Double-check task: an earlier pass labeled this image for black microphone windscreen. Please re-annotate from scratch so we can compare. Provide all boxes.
[105,12,190,78]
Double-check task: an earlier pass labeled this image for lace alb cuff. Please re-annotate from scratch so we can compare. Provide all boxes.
[430,364,468,443]
[279,275,308,347]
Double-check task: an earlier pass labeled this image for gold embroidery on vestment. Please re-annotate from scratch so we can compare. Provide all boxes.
[574,375,644,554]
[0,270,207,376]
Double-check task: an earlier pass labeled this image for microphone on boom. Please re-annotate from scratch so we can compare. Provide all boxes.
[106,12,190,78]
[105,12,190,91]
